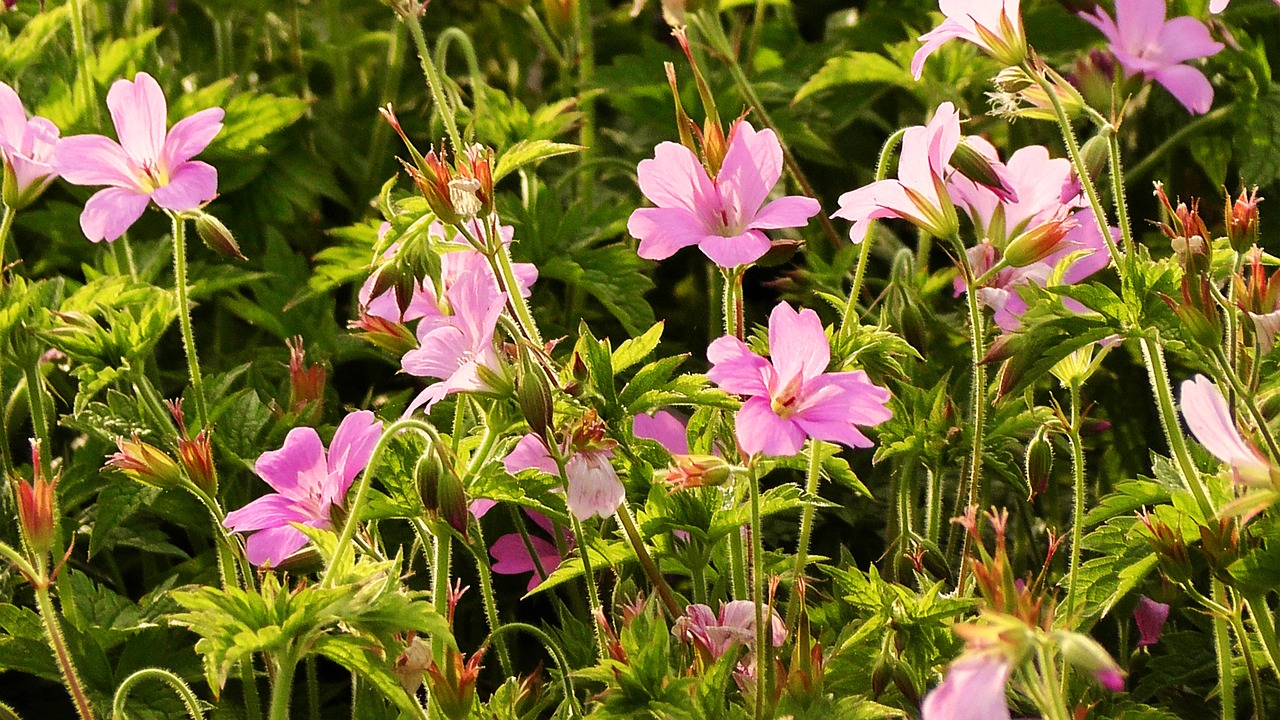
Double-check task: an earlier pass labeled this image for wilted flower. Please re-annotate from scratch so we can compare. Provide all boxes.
[1134,596,1170,648]
[55,72,224,242]
[628,120,821,268]
[224,410,383,566]
[0,82,60,209]
[707,302,892,457]
[1081,0,1224,115]
[504,433,625,520]
[912,0,1027,79]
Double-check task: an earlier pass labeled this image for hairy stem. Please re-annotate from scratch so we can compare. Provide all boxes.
[112,667,206,720]
[170,214,209,428]
[955,239,987,581]
[486,623,583,716]
[267,653,297,720]
[748,463,767,720]
[404,10,463,151]
[615,500,681,617]
[785,439,824,627]
[1065,381,1086,621]
[842,128,908,336]
[35,585,96,720]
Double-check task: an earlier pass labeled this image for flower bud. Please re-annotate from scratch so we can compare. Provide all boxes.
[1078,129,1111,184]
[106,436,183,489]
[194,211,246,261]
[665,454,733,489]
[516,351,556,442]
[1162,277,1222,350]
[424,648,483,720]
[1055,631,1125,692]
[951,140,1015,201]
[349,313,418,356]
[1002,216,1077,267]
[179,429,218,494]
[15,441,57,558]
[1024,427,1054,499]
[1226,187,1262,253]
[417,449,469,537]
[286,336,326,419]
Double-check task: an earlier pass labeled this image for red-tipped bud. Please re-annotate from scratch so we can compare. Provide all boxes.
[1003,216,1077,267]
[1226,187,1262,253]
[194,211,246,261]
[15,441,57,558]
[349,314,419,356]
[424,647,484,720]
[286,337,326,419]
[178,429,218,494]
[664,454,733,489]
[106,436,183,489]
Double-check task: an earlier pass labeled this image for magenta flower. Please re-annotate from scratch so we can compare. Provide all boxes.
[920,654,1013,720]
[224,410,383,566]
[707,302,892,457]
[633,409,690,455]
[360,220,537,324]
[489,510,572,592]
[55,72,223,242]
[1081,0,1224,115]
[673,601,786,659]
[503,433,625,520]
[1180,374,1273,486]
[0,83,60,208]
[1134,596,1170,648]
[401,269,507,415]
[834,103,963,244]
[912,0,1027,79]
[627,120,820,268]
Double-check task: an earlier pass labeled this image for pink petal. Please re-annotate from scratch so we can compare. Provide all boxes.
[1154,17,1223,65]
[1114,0,1166,51]
[633,410,690,455]
[243,525,311,567]
[0,83,26,148]
[1152,64,1215,115]
[161,107,224,169]
[79,187,150,243]
[768,303,830,386]
[149,160,218,212]
[636,141,717,214]
[1134,596,1170,647]
[749,195,821,230]
[470,499,497,518]
[223,493,310,533]
[921,655,1013,720]
[833,180,905,244]
[629,206,708,261]
[107,72,167,166]
[504,434,558,475]
[707,336,772,396]
[490,531,558,575]
[1209,0,1229,12]
[1181,375,1270,481]
[255,426,329,499]
[717,122,783,219]
[565,450,624,520]
[326,410,383,498]
[735,396,807,457]
[699,230,771,268]
[912,20,969,79]
[54,134,138,188]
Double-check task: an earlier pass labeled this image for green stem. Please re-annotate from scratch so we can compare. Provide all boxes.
[404,10,463,152]
[747,462,768,720]
[487,225,543,347]
[574,0,596,197]
[431,531,452,664]
[68,0,99,126]
[485,623,583,717]
[785,440,823,627]
[305,657,319,720]
[1141,337,1213,516]
[36,585,96,720]
[466,522,513,676]
[267,653,297,720]
[615,500,681,617]
[1105,129,1137,257]
[0,540,38,587]
[0,204,14,288]
[521,6,568,68]
[1220,586,1253,720]
[690,556,708,606]
[1065,381,1086,622]
[842,128,908,336]
[956,238,987,577]
[112,668,205,720]
[170,214,209,429]
[1246,593,1280,678]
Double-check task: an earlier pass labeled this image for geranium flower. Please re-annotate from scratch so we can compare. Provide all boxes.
[912,0,1027,79]
[503,433,624,520]
[1081,0,1224,115]
[707,302,892,457]
[1180,374,1273,486]
[1134,596,1170,648]
[673,601,786,659]
[489,510,572,592]
[0,82,60,208]
[224,410,383,566]
[921,654,1013,720]
[401,269,506,414]
[632,409,690,455]
[834,103,964,244]
[55,72,223,242]
[627,120,820,268]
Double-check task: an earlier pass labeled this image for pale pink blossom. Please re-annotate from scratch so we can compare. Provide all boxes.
[834,103,963,244]
[0,82,60,207]
[503,434,625,520]
[707,302,892,457]
[1180,374,1273,486]
[224,410,383,566]
[628,121,820,268]
[1081,0,1224,114]
[55,72,223,242]
[401,269,506,414]
[489,510,571,592]
[921,654,1013,720]
[912,0,1027,79]
[673,601,786,659]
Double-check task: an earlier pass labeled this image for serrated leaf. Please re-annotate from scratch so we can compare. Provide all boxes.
[612,321,664,375]
[493,140,583,183]
[794,52,915,104]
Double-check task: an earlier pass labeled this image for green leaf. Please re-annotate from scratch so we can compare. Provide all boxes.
[493,140,583,183]
[209,92,311,155]
[794,52,915,104]
[612,322,664,375]
[312,635,426,717]
[1236,86,1280,187]
[0,5,69,75]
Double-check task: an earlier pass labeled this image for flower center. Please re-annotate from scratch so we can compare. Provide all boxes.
[770,374,803,419]
[136,160,169,193]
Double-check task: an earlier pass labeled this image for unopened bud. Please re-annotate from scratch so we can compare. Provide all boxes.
[1055,631,1124,692]
[15,440,57,558]
[286,336,326,419]
[106,436,183,489]
[1002,216,1077,267]
[418,449,469,537]
[665,454,733,489]
[194,212,246,261]
[349,313,418,356]
[1226,187,1262,253]
[178,430,218,494]
[1079,130,1111,184]
[951,140,1014,200]
[1025,428,1054,498]
[424,648,483,720]
[516,352,556,441]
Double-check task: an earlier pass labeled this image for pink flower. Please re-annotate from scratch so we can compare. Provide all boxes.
[1134,596,1170,648]
[632,409,690,455]
[359,220,537,324]
[912,0,1027,79]
[673,601,787,659]
[1180,374,1273,486]
[224,410,383,566]
[55,72,223,242]
[401,269,507,414]
[627,120,820,268]
[0,83,60,208]
[1210,0,1229,11]
[921,654,1013,720]
[503,434,625,520]
[490,510,572,592]
[834,103,963,244]
[1081,0,1224,115]
[707,302,892,457]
